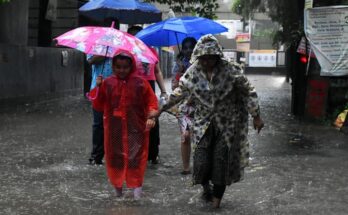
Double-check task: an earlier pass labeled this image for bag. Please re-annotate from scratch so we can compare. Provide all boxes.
[334,109,348,128]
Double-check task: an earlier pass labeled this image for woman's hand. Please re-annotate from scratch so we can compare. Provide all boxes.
[160,92,168,100]
[145,118,156,131]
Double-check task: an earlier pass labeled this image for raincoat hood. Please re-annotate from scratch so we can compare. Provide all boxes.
[112,50,138,80]
[190,34,224,64]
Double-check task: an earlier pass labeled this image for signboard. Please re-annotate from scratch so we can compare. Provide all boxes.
[235,33,250,52]
[305,6,348,76]
[235,33,250,43]
[305,0,313,9]
[248,50,277,67]
[236,42,250,52]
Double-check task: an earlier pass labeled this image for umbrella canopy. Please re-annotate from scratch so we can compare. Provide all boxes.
[79,0,162,24]
[54,25,158,64]
[136,16,228,47]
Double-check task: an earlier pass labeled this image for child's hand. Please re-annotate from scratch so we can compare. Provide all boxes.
[96,75,103,87]
[145,118,156,131]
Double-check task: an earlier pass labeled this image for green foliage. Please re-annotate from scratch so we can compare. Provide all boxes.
[146,0,219,19]
[0,0,10,3]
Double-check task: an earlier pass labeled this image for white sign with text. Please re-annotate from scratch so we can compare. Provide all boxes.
[248,50,277,67]
[305,6,348,76]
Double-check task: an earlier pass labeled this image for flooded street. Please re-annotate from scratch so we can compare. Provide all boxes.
[0,74,347,215]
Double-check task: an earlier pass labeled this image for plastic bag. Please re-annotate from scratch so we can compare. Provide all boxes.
[334,109,348,128]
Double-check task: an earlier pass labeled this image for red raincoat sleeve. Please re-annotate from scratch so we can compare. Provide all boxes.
[88,84,106,112]
[143,80,158,115]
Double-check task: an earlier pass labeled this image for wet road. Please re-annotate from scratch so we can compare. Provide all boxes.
[0,74,347,215]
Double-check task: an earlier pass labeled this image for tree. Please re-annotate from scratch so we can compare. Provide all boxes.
[232,0,348,47]
[0,0,10,3]
[146,0,219,19]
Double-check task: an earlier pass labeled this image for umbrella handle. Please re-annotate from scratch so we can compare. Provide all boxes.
[101,46,110,74]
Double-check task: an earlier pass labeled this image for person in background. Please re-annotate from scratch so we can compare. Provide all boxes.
[150,35,264,208]
[87,18,118,165]
[171,37,197,175]
[128,25,168,164]
[89,51,158,199]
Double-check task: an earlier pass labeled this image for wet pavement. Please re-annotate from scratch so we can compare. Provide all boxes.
[0,74,347,215]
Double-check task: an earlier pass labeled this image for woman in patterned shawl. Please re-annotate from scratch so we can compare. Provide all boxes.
[151,34,264,208]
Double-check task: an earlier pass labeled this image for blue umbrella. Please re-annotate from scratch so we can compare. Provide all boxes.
[79,0,162,24]
[136,16,228,47]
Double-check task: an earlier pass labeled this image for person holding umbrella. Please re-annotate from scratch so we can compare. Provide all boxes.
[150,35,264,208]
[55,20,160,199]
[87,18,118,165]
[127,25,168,164]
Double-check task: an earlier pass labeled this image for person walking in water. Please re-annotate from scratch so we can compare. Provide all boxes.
[171,37,197,175]
[150,35,264,208]
[89,51,158,199]
[87,18,118,165]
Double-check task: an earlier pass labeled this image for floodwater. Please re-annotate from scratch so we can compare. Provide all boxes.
[0,74,347,215]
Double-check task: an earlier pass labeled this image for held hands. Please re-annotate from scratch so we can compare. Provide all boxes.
[253,116,264,134]
[160,92,168,100]
[145,110,161,131]
[96,75,103,87]
[145,118,156,131]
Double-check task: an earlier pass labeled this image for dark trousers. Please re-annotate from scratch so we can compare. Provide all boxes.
[212,184,226,199]
[147,80,160,161]
[195,120,227,199]
[90,108,104,162]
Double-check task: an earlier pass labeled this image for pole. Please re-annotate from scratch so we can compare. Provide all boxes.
[175,32,181,52]
[101,46,109,74]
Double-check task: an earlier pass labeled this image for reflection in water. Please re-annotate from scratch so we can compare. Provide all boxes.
[1,75,348,214]
[270,76,286,88]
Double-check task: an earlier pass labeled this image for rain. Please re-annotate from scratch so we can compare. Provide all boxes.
[0,75,347,214]
[1,0,348,214]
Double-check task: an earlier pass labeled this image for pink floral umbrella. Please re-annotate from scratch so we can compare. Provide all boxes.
[54,24,158,65]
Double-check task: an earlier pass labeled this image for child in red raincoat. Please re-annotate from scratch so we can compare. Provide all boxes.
[89,51,158,199]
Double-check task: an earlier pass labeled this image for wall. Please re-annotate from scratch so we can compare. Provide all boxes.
[0,44,84,101]
[29,0,79,46]
[0,0,29,45]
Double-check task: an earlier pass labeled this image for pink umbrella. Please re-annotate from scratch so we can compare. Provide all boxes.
[54,24,158,65]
